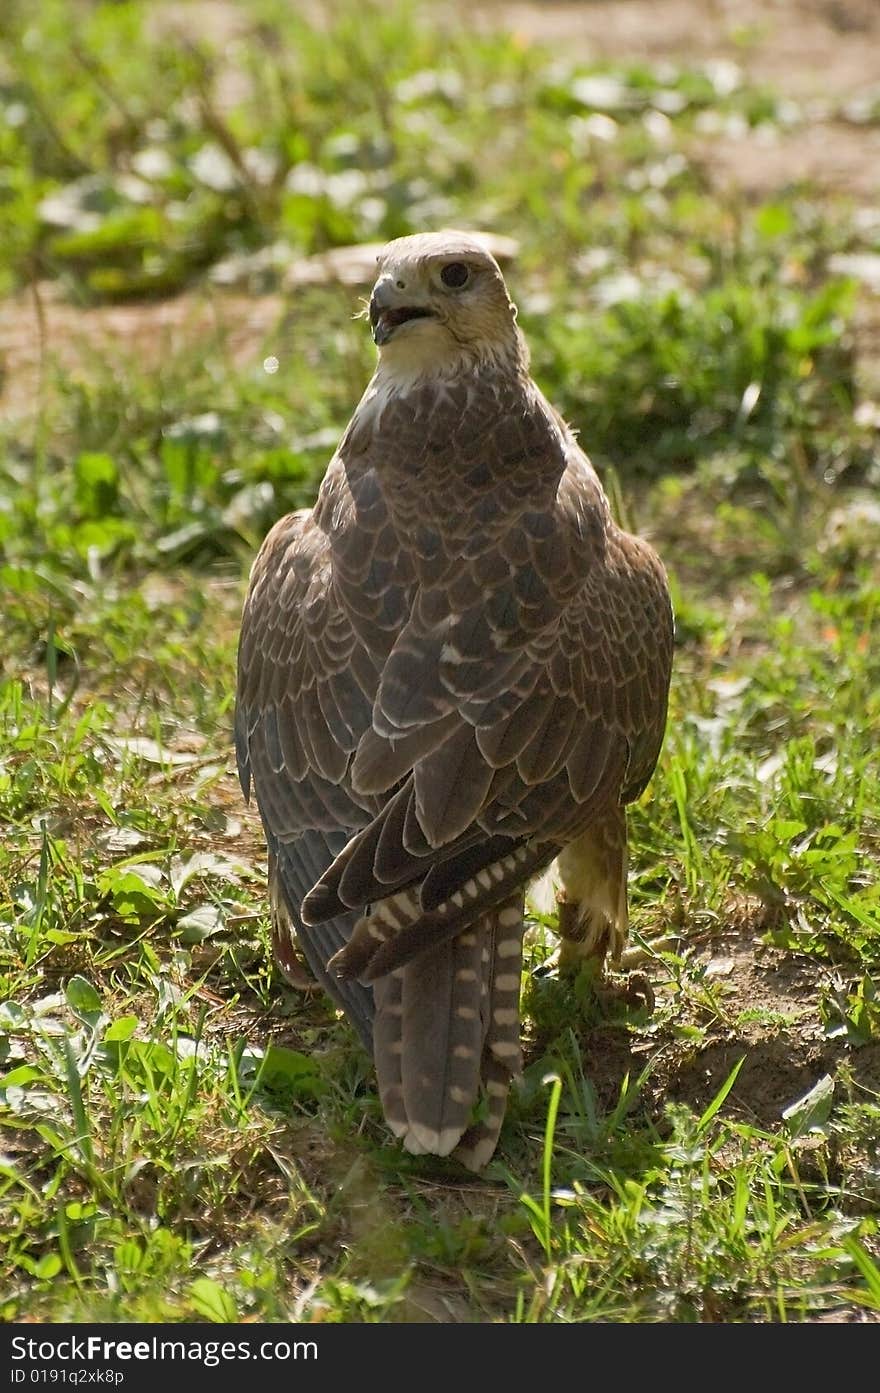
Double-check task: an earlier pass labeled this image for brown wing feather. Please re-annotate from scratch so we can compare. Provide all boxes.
[236,352,673,1170]
[300,430,671,920]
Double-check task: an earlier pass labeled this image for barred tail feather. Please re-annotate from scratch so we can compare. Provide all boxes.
[454,898,524,1171]
[371,896,525,1166]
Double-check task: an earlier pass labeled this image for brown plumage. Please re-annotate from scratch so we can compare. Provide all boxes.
[235,231,673,1168]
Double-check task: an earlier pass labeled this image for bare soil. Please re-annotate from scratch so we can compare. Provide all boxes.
[476,0,880,197]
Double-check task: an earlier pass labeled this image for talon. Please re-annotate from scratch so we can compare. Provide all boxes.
[272,928,316,990]
[615,971,655,1014]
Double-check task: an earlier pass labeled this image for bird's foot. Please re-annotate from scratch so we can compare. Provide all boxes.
[597,969,655,1015]
[555,897,654,1017]
[560,961,655,1023]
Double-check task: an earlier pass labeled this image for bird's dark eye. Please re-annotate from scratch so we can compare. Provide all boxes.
[440,261,469,288]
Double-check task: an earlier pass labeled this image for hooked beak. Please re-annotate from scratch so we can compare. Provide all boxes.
[369,279,435,346]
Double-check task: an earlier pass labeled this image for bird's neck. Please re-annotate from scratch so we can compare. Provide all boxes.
[370,326,529,398]
[358,344,529,434]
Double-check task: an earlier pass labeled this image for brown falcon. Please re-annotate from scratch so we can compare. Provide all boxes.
[235,231,673,1169]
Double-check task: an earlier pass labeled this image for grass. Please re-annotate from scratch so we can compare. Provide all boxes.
[2,0,880,1323]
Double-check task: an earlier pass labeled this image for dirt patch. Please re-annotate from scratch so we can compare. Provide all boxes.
[555,921,880,1152]
[478,0,880,201]
[477,0,880,99]
[0,283,282,423]
[695,126,880,202]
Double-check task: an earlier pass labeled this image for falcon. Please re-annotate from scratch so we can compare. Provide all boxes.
[235,231,673,1169]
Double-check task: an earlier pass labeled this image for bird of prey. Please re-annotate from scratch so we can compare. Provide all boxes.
[235,231,673,1169]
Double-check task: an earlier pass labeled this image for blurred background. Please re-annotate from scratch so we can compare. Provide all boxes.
[3,0,879,508]
[1,0,879,1324]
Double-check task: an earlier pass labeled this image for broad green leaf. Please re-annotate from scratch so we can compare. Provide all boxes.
[103,1017,139,1043]
[35,1254,62,1281]
[65,977,102,1017]
[1,1065,45,1087]
[189,1278,238,1323]
[782,1075,835,1137]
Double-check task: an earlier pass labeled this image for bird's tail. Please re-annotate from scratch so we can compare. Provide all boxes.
[372,895,524,1170]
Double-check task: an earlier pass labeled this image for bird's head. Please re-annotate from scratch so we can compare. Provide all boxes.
[367,231,528,382]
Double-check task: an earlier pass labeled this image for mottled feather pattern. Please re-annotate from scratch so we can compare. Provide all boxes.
[235,231,673,1166]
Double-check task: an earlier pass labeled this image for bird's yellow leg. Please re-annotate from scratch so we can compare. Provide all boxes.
[554,812,654,1012]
